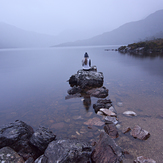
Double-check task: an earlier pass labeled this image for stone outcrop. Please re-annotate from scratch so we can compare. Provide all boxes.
[68,66,104,89]
[29,126,56,152]
[0,120,39,160]
[91,132,123,163]
[37,139,92,163]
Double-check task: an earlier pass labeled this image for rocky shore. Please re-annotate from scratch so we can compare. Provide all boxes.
[118,38,163,54]
[0,66,156,163]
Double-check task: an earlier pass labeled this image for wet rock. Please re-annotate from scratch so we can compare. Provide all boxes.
[0,146,24,163]
[123,111,137,116]
[0,120,38,160]
[130,125,150,140]
[104,124,119,139]
[105,116,118,125]
[86,86,108,98]
[91,132,123,163]
[29,126,56,152]
[67,86,82,95]
[51,122,66,130]
[0,120,33,148]
[122,127,131,134]
[25,157,34,163]
[93,98,113,113]
[117,102,123,107]
[43,139,92,163]
[84,117,104,126]
[34,155,48,163]
[100,108,117,117]
[134,156,156,163]
[69,67,104,89]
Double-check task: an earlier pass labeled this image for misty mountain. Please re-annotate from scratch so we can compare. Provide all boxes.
[55,9,163,47]
[0,22,59,48]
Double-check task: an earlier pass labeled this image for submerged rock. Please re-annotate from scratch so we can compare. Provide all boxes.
[123,111,137,116]
[134,156,156,163]
[0,147,24,163]
[91,132,123,163]
[84,117,104,126]
[68,66,104,89]
[130,125,150,140]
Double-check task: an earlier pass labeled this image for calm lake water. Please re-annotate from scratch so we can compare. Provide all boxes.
[0,46,163,162]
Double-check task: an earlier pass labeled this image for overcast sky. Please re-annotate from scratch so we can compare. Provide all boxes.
[0,0,163,37]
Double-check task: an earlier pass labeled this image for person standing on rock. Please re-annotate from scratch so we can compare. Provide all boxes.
[82,52,91,71]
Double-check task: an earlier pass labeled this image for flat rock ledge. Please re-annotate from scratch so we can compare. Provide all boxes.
[68,66,104,89]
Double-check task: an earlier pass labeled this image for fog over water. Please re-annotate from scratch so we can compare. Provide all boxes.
[0,0,163,40]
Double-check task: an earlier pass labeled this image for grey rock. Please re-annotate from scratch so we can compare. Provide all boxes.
[69,66,104,89]
[30,126,56,152]
[34,155,48,163]
[0,146,24,163]
[105,116,118,125]
[25,157,34,163]
[44,139,92,163]
[0,120,38,160]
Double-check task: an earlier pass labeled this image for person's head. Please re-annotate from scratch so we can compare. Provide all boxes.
[84,52,89,58]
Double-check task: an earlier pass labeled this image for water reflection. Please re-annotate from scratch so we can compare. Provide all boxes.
[82,95,91,111]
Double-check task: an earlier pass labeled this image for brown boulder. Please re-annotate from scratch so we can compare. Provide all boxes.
[91,132,123,163]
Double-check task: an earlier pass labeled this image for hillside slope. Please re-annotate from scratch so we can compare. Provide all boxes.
[56,9,163,47]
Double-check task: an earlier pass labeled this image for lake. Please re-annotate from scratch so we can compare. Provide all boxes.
[0,46,163,162]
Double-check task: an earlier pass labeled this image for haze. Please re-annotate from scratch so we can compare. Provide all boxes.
[0,0,163,40]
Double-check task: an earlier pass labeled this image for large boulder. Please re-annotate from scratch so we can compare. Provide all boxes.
[38,139,92,163]
[29,126,56,152]
[69,66,104,89]
[91,132,123,163]
[0,120,39,160]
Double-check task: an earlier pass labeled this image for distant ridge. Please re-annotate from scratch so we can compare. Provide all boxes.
[0,22,57,48]
[55,9,163,47]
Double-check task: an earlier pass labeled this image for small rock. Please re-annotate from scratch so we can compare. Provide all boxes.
[130,125,150,140]
[97,111,105,116]
[84,117,104,126]
[100,108,116,117]
[134,156,156,163]
[123,111,137,116]
[105,116,118,125]
[73,115,83,120]
[117,102,123,107]
[122,127,131,134]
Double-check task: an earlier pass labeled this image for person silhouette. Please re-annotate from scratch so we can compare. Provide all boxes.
[82,52,91,71]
